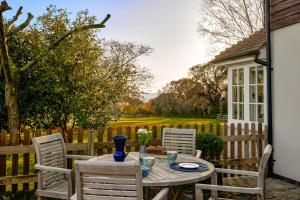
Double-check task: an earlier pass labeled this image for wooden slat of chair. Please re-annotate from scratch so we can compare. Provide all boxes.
[162,128,201,158]
[73,160,169,200]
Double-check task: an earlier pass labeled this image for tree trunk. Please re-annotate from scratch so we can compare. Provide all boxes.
[5,81,20,143]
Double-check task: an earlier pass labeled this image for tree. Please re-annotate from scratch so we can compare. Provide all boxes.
[101,41,153,103]
[4,7,153,135]
[189,63,227,114]
[0,1,110,139]
[151,78,208,116]
[198,0,263,47]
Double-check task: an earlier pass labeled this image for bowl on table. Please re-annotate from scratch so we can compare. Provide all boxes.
[142,156,156,169]
[167,151,178,162]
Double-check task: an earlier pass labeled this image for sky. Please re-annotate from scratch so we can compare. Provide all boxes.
[6,0,209,93]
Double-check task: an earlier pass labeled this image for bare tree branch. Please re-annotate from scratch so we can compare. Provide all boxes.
[198,0,263,48]
[6,6,23,32]
[7,12,34,37]
[0,1,11,13]
[20,14,111,72]
[49,14,111,50]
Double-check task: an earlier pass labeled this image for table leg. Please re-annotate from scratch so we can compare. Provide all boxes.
[172,186,183,200]
[144,187,151,200]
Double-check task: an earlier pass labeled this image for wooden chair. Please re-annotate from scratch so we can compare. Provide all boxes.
[162,128,202,158]
[195,144,272,200]
[71,160,169,200]
[32,133,93,200]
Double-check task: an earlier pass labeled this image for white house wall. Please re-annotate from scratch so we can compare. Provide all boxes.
[272,23,300,182]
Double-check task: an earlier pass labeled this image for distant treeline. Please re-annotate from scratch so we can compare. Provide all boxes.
[119,63,228,118]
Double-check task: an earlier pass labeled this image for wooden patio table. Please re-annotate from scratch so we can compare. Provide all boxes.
[89,152,214,200]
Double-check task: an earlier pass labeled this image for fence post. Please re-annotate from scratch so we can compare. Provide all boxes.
[134,126,139,151]
[223,124,228,173]
[237,123,242,170]
[152,126,158,146]
[88,129,95,156]
[216,124,221,160]
[230,123,235,175]
[117,127,122,136]
[244,123,250,170]
[209,123,213,132]
[11,132,19,192]
[0,131,7,192]
[126,127,131,152]
[66,130,74,169]
[258,123,263,157]
[23,129,30,191]
[193,124,198,133]
[107,127,113,154]
[33,130,40,189]
[251,123,256,171]
[98,128,104,156]
[201,124,205,133]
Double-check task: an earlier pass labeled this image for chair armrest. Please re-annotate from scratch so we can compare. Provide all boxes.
[34,164,72,175]
[195,150,202,159]
[152,188,169,200]
[66,154,94,160]
[196,184,262,194]
[215,168,259,176]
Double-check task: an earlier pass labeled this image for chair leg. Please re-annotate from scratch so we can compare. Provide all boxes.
[37,196,42,200]
[257,193,264,200]
[211,172,217,199]
[195,188,203,200]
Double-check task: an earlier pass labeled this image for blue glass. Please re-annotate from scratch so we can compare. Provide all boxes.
[113,136,129,162]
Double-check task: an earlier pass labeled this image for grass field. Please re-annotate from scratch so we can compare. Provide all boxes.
[109,116,216,127]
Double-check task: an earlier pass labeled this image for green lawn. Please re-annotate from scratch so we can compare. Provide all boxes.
[109,116,216,127]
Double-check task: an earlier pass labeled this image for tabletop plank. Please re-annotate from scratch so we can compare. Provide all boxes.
[89,152,214,187]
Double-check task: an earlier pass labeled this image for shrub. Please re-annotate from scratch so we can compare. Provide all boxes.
[196,132,224,162]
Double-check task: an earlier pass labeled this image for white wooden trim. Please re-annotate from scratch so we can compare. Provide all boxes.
[216,56,255,67]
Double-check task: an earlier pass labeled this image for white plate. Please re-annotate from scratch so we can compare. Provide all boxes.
[179,163,199,169]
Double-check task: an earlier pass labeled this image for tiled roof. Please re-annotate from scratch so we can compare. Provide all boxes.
[211,30,266,64]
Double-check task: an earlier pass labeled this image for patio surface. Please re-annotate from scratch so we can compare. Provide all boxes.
[181,177,300,200]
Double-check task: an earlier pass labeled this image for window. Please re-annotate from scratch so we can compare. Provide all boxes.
[249,66,264,122]
[232,68,244,120]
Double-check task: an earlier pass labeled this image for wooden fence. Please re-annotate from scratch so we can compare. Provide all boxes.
[0,123,267,193]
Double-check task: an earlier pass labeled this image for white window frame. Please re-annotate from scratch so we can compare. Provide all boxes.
[228,63,267,124]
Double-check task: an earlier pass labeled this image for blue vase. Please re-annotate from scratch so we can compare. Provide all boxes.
[113,136,129,162]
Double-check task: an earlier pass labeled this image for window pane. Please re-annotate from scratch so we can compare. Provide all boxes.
[250,86,256,103]
[232,103,238,119]
[257,67,264,84]
[257,104,264,122]
[232,86,237,102]
[238,69,244,85]
[239,104,244,120]
[232,69,237,85]
[258,85,264,103]
[239,86,244,102]
[250,67,256,84]
[250,104,256,121]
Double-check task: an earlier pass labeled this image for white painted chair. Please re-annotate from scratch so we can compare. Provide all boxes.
[32,133,93,200]
[195,144,272,200]
[162,128,202,158]
[71,160,169,200]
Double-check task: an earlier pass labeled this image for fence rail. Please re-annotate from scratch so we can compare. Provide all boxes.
[0,122,267,193]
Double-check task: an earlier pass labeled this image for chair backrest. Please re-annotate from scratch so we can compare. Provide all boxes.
[257,144,272,188]
[32,133,67,188]
[74,160,143,200]
[162,128,196,156]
